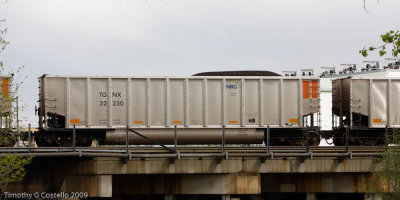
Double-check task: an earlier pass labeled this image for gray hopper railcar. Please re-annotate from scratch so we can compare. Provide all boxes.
[331,77,400,146]
[37,73,320,146]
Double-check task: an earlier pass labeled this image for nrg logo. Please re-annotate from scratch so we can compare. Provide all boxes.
[226,82,240,89]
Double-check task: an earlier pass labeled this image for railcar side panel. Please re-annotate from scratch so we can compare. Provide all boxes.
[333,77,400,129]
[188,79,203,126]
[282,80,299,126]
[40,76,320,130]
[391,80,400,126]
[46,78,65,116]
[244,79,259,126]
[207,79,222,126]
[225,79,241,126]
[370,80,387,128]
[130,79,146,127]
[150,79,165,127]
[351,79,368,117]
[111,79,127,126]
[70,78,86,127]
[91,79,108,127]
[262,80,279,126]
[170,79,184,126]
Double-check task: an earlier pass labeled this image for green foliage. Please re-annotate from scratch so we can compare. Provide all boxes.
[363,30,400,198]
[360,30,400,58]
[374,129,400,199]
[0,11,33,193]
[0,154,33,192]
[0,131,14,146]
[0,19,9,53]
[0,18,14,146]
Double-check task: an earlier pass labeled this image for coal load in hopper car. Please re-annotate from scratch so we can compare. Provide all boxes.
[37,71,320,146]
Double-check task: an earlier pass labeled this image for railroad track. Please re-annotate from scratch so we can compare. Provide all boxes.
[0,146,385,157]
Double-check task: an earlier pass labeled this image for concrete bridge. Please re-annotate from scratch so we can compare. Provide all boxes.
[8,153,383,200]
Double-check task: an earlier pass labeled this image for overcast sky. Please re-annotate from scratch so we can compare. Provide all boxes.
[0,0,399,126]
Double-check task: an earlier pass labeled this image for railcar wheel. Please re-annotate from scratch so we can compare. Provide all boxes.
[333,135,344,146]
[78,137,93,147]
[310,137,321,146]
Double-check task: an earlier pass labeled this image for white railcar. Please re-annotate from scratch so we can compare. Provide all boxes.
[332,77,400,145]
[38,74,320,145]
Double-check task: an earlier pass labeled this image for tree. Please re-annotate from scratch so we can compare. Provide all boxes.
[0,155,32,193]
[0,19,13,147]
[360,30,400,58]
[373,130,400,200]
[361,30,400,199]
[0,12,32,193]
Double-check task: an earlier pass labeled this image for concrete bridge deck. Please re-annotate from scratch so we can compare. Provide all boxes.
[7,154,383,200]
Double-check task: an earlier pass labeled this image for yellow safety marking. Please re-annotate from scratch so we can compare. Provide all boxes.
[373,119,382,123]
[229,121,238,123]
[290,119,298,123]
[134,121,144,124]
[70,119,80,124]
[172,121,182,124]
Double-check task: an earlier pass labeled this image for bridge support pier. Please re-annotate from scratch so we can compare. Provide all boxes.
[165,195,175,200]
[6,157,386,198]
[59,175,112,198]
[364,193,382,200]
[222,194,230,200]
[306,193,316,200]
[113,173,260,195]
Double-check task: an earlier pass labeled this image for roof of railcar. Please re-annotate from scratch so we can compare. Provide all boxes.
[193,70,281,76]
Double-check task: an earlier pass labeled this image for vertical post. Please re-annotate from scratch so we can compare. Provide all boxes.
[306,193,317,200]
[306,126,309,153]
[305,115,308,127]
[16,97,19,134]
[267,125,270,153]
[55,112,58,129]
[222,125,225,153]
[165,195,176,200]
[73,124,76,152]
[126,125,129,154]
[339,80,343,127]
[174,125,177,150]
[385,125,388,149]
[345,125,349,153]
[28,123,31,153]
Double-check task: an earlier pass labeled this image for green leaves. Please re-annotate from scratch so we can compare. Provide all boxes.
[381,32,394,43]
[374,129,400,199]
[0,154,33,192]
[0,19,9,54]
[0,11,33,193]
[360,49,368,57]
[360,30,400,58]
[394,49,400,57]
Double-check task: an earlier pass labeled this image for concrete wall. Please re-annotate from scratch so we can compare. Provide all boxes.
[7,156,383,198]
